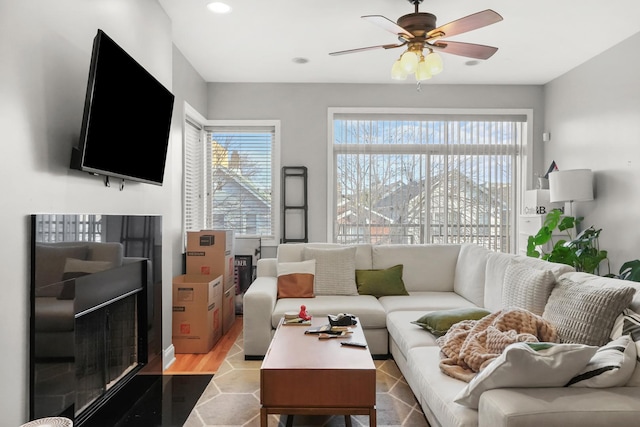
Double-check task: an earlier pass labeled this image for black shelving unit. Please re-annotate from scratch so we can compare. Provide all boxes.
[281,166,308,243]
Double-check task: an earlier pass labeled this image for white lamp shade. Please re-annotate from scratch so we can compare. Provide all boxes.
[549,169,594,202]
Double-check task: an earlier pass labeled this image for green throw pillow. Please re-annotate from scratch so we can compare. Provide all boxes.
[355,264,409,298]
[411,307,491,336]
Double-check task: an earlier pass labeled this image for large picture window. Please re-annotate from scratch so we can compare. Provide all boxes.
[330,109,527,252]
[184,113,280,244]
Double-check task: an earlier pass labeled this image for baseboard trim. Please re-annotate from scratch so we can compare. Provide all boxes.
[163,344,176,370]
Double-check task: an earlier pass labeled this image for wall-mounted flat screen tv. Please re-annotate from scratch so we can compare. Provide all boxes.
[70,29,175,186]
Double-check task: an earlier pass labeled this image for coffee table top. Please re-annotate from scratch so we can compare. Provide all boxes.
[261,317,375,371]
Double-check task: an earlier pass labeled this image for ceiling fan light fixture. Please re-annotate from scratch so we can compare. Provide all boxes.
[425,50,443,75]
[415,57,432,81]
[400,50,419,73]
[391,59,408,80]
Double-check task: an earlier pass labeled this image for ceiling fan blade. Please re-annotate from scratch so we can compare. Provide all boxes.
[427,9,503,39]
[431,40,498,60]
[362,15,414,39]
[329,43,406,56]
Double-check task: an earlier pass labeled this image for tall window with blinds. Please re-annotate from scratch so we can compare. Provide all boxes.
[332,112,525,252]
[183,119,278,241]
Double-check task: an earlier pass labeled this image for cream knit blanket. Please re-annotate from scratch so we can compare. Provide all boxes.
[436,308,558,382]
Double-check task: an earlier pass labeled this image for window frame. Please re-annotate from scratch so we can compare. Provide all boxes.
[183,104,281,247]
[327,107,532,251]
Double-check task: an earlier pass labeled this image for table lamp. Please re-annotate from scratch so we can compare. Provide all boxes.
[548,169,594,216]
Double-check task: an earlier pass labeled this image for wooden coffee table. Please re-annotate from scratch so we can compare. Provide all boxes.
[260,317,376,426]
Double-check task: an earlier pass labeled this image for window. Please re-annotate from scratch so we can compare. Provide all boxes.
[35,214,103,242]
[183,113,280,245]
[330,109,527,252]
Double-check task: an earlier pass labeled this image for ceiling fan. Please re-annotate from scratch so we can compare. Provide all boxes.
[329,0,503,81]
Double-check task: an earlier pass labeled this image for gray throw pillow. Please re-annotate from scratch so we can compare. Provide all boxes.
[542,277,636,346]
[303,246,358,296]
[502,262,556,316]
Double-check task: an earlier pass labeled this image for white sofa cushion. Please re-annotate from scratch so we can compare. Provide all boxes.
[454,244,489,307]
[372,244,460,292]
[277,243,373,270]
[455,342,597,409]
[379,291,477,313]
[386,311,440,360]
[407,346,479,427]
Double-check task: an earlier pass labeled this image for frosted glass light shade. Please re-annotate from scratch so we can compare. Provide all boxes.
[415,59,432,81]
[425,51,443,75]
[391,60,407,80]
[549,169,594,202]
[400,51,419,73]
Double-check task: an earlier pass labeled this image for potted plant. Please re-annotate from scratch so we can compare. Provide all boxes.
[526,208,609,275]
[607,259,640,282]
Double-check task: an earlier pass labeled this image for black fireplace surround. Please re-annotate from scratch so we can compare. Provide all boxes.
[29,214,163,426]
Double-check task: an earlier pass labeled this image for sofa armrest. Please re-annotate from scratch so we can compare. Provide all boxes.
[479,387,640,427]
[243,275,278,357]
[256,258,277,277]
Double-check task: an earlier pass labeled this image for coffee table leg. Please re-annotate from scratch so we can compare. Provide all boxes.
[344,415,352,427]
[286,414,294,427]
[260,407,267,427]
[370,407,377,427]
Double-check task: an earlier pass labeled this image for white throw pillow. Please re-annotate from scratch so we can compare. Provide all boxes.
[303,246,358,296]
[567,335,637,387]
[454,342,597,409]
[610,308,640,386]
[502,261,556,316]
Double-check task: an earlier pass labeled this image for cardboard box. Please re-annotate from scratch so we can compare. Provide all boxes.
[172,274,223,354]
[186,230,234,286]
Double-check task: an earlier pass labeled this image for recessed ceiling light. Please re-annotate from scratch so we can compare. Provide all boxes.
[465,60,480,66]
[292,57,309,64]
[207,2,232,14]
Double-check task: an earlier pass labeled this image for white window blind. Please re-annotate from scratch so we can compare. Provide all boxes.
[204,125,275,238]
[332,113,525,252]
[184,117,204,232]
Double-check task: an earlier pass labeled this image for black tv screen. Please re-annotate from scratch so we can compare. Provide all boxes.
[71,29,175,186]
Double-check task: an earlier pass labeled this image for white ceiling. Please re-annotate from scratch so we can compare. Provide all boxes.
[158,0,640,85]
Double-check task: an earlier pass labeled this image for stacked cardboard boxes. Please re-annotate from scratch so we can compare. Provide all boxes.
[172,274,222,353]
[186,230,236,334]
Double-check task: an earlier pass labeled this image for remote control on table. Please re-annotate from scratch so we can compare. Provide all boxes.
[341,341,367,348]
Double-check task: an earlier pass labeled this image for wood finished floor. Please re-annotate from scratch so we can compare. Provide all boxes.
[166,315,244,374]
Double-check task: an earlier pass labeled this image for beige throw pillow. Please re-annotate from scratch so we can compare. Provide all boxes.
[543,277,636,346]
[502,262,556,316]
[303,246,358,296]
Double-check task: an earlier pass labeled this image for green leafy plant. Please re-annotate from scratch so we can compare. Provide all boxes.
[526,208,609,275]
[607,259,640,282]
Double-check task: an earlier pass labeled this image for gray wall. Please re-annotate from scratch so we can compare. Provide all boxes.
[207,83,545,251]
[0,1,207,424]
[544,32,640,274]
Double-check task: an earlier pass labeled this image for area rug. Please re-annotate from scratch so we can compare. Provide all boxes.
[183,332,430,426]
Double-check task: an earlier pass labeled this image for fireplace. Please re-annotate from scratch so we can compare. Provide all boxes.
[29,214,163,425]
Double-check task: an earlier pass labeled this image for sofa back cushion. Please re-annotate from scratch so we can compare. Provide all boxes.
[454,244,489,306]
[277,243,373,270]
[372,244,460,292]
[484,252,574,312]
[561,271,640,313]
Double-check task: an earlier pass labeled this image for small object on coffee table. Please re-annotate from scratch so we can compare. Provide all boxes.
[298,304,311,321]
[341,341,368,348]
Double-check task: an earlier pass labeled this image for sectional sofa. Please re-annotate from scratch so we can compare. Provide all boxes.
[243,243,640,427]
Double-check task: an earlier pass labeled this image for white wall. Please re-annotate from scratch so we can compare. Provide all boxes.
[0,1,206,424]
[544,32,640,274]
[207,83,545,250]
